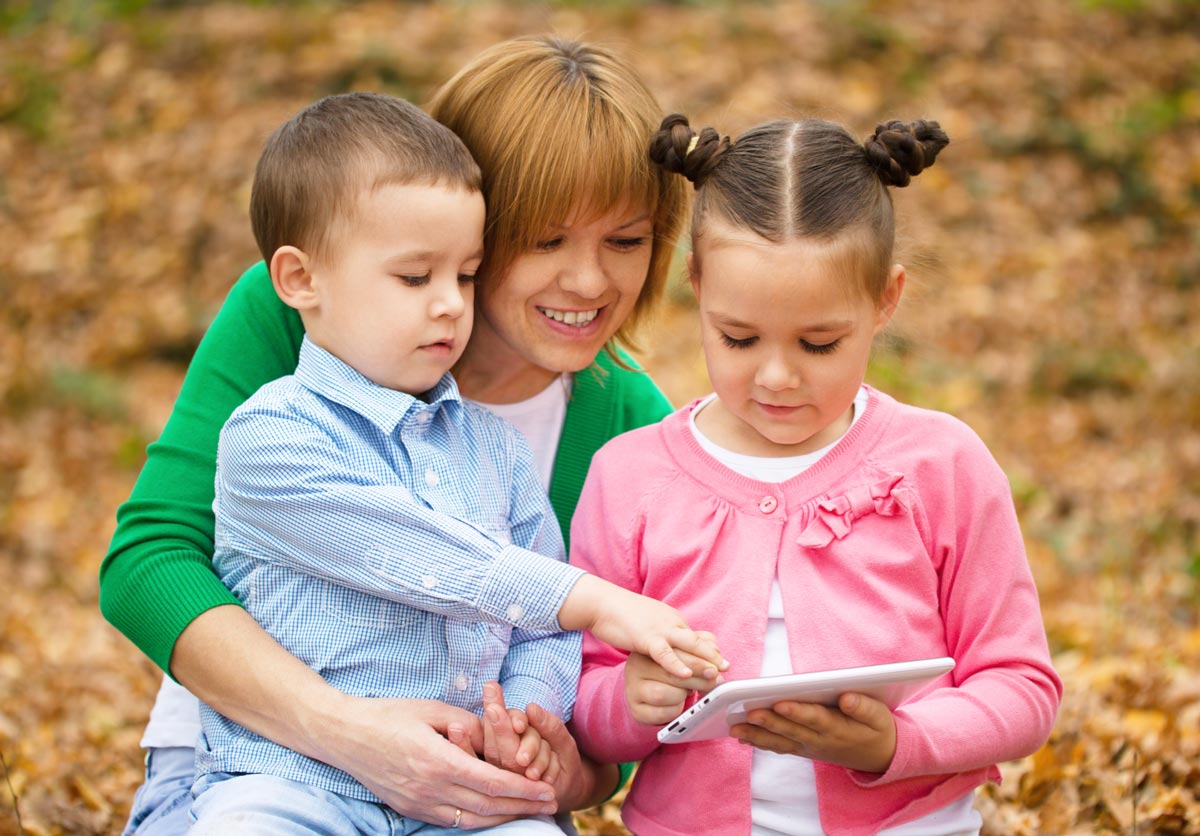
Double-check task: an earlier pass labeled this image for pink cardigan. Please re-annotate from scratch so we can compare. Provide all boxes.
[570,388,1061,836]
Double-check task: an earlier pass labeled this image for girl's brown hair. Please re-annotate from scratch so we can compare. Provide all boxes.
[429,36,689,348]
[650,115,948,303]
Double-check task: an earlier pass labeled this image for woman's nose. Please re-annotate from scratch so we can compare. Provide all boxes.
[557,249,607,299]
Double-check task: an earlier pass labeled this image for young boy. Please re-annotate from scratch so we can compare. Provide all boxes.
[189,93,722,834]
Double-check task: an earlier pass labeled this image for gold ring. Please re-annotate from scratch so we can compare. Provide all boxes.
[453,809,463,828]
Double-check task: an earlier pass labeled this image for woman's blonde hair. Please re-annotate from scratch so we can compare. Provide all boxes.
[429,35,688,348]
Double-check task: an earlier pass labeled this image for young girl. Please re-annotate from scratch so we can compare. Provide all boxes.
[569,115,1063,836]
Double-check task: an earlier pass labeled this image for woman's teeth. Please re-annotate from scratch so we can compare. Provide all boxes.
[539,307,599,327]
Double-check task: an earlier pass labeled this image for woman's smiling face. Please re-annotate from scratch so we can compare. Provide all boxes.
[456,203,655,400]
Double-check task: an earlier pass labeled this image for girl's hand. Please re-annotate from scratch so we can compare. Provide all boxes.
[730,692,898,773]
[560,575,729,680]
[624,645,723,726]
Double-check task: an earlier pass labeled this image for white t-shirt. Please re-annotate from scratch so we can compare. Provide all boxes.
[690,388,981,836]
[140,375,572,749]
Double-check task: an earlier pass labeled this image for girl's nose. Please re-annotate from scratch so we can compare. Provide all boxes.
[755,354,798,391]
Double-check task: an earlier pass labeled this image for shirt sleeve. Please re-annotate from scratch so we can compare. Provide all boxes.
[852,432,1063,786]
[497,429,582,719]
[567,443,664,762]
[216,404,585,632]
[98,263,304,673]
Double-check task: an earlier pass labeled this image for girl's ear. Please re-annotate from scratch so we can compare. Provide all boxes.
[873,263,906,334]
[687,252,701,300]
[269,246,319,311]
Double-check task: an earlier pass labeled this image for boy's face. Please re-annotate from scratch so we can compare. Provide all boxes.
[304,182,485,395]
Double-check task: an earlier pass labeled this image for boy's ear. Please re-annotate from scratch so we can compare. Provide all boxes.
[269,246,319,311]
[873,263,906,334]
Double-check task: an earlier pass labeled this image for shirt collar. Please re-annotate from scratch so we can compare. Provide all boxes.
[293,336,464,433]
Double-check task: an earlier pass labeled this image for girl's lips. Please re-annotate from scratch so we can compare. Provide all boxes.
[756,401,803,417]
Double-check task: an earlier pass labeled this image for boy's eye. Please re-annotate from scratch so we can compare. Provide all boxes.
[720,333,757,349]
[802,339,840,355]
[397,274,430,287]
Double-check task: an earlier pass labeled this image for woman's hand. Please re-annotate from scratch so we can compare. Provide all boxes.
[624,647,722,726]
[729,692,898,774]
[173,605,558,829]
[319,694,561,828]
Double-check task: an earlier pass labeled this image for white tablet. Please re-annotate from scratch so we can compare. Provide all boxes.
[656,657,955,744]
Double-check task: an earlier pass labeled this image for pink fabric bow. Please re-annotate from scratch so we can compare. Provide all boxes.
[795,473,906,548]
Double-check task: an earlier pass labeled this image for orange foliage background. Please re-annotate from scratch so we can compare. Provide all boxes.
[0,2,1197,834]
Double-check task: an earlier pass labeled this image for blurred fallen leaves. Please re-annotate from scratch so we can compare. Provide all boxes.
[1,1,1197,834]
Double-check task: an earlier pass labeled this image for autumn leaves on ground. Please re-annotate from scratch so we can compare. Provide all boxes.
[0,2,1197,834]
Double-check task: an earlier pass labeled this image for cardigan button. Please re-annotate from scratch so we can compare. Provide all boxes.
[758,496,778,514]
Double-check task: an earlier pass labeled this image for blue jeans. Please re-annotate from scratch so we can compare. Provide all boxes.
[123,748,194,836]
[189,772,565,835]
[125,746,579,835]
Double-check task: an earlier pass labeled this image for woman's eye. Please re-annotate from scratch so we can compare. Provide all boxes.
[802,339,840,355]
[397,274,430,287]
[720,333,756,349]
[610,236,648,250]
[535,237,565,252]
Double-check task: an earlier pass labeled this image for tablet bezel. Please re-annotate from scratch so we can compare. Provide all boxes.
[655,657,955,745]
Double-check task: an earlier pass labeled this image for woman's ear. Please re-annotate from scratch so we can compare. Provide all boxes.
[269,246,319,311]
[873,263,906,334]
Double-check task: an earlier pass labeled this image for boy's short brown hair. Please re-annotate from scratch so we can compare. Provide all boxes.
[250,92,481,264]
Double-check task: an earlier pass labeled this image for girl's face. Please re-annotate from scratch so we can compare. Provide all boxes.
[690,224,903,457]
[456,203,655,402]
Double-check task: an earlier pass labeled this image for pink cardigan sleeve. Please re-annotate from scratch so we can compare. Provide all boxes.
[856,424,1062,785]
[567,440,665,763]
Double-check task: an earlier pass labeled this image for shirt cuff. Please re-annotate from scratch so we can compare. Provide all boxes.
[476,546,585,630]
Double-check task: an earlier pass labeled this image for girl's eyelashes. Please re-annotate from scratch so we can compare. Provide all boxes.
[802,339,841,355]
[718,332,843,354]
[458,272,479,284]
[720,333,757,349]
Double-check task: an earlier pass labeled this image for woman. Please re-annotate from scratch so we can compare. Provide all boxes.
[101,35,688,833]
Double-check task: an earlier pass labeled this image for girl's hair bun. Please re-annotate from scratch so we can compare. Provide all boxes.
[649,113,730,189]
[863,120,949,187]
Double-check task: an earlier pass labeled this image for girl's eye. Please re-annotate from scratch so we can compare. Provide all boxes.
[397,274,430,287]
[458,272,478,284]
[610,236,648,251]
[802,339,840,355]
[720,333,757,349]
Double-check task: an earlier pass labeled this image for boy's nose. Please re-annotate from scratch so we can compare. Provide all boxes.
[431,283,468,318]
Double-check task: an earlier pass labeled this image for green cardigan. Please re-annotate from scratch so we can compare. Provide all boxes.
[100,260,673,675]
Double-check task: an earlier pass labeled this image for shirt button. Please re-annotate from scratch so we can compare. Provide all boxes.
[455,673,469,691]
[506,604,525,622]
[415,411,432,426]
[425,469,439,488]
[759,496,778,514]
[422,575,438,589]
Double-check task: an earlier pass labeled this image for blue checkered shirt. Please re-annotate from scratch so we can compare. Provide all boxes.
[197,337,584,802]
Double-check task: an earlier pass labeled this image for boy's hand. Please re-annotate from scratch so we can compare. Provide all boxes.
[480,682,559,782]
[560,575,729,680]
[730,692,898,773]
[624,646,722,725]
